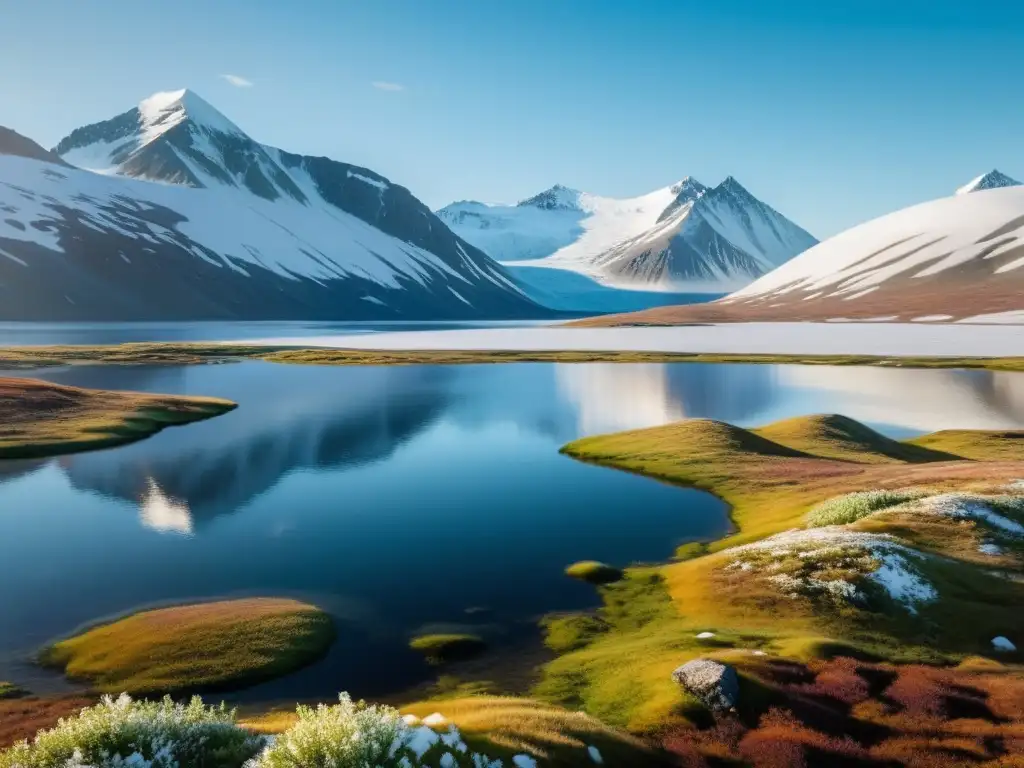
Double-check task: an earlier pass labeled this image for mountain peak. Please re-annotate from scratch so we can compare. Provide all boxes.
[956,169,1021,195]
[657,177,707,222]
[517,184,582,211]
[669,176,707,199]
[138,88,243,144]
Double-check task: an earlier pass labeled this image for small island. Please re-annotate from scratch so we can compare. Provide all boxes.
[39,598,334,695]
[0,376,236,459]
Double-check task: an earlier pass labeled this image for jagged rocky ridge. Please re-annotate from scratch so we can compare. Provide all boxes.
[438,176,817,291]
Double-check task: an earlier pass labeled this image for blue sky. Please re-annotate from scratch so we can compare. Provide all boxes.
[1,0,1022,238]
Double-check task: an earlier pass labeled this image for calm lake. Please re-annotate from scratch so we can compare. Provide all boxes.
[2,348,1024,702]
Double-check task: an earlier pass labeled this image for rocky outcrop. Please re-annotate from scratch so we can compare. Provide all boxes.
[672,659,739,711]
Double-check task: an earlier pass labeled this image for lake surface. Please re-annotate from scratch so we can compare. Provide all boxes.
[0,320,549,346]
[1,358,1023,701]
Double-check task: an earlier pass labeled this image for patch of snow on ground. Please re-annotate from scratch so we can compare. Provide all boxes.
[243,322,1024,358]
[912,315,954,322]
[724,527,936,613]
[870,553,937,610]
[588,745,604,764]
[979,542,1004,556]
[696,632,716,639]
[958,310,1024,325]
[920,494,1024,537]
[992,636,1017,652]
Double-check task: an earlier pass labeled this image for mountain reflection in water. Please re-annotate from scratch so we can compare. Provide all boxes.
[1,360,1023,700]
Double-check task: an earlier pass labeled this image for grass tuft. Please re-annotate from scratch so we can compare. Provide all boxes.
[39,598,334,696]
[409,634,487,665]
[564,561,624,585]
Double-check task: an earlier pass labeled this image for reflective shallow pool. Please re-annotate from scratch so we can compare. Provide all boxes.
[1,360,1022,700]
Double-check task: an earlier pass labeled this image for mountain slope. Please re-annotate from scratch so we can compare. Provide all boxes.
[571,186,1024,325]
[0,90,539,321]
[956,169,1021,195]
[583,177,818,290]
[438,177,816,291]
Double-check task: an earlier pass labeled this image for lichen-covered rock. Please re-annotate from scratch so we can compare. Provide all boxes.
[672,659,739,711]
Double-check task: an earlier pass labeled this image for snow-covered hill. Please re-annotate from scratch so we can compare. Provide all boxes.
[578,185,1024,325]
[437,176,816,291]
[956,169,1021,195]
[0,90,539,321]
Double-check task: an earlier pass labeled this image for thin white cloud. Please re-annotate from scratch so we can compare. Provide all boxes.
[372,81,405,92]
[220,74,254,88]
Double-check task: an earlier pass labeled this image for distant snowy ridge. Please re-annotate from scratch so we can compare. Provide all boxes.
[0,90,539,321]
[438,176,816,291]
[583,185,1024,325]
[956,169,1021,195]
[728,186,1024,303]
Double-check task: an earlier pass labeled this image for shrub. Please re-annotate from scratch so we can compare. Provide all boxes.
[0,694,264,768]
[806,489,925,527]
[564,561,623,585]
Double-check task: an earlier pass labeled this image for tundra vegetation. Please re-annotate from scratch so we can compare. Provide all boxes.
[0,376,235,459]
[4,399,1024,764]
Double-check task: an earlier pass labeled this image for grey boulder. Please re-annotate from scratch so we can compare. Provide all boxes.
[672,659,739,711]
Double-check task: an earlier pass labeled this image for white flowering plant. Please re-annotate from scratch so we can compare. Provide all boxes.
[0,694,265,768]
[244,694,514,768]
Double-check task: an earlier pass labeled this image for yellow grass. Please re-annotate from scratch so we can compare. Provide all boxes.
[541,414,1024,731]
[0,377,235,459]
[562,414,1024,550]
[40,598,334,695]
[1,342,1022,371]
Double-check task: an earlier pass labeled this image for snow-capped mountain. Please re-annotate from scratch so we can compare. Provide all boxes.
[583,186,1024,325]
[0,90,539,321]
[956,169,1021,195]
[437,176,816,291]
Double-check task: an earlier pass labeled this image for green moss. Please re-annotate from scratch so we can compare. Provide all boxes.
[39,598,334,695]
[564,561,624,585]
[0,682,27,700]
[542,615,609,653]
[409,634,487,664]
[542,414,1024,732]
[673,542,709,561]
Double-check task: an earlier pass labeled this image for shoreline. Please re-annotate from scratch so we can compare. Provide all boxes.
[0,341,1023,372]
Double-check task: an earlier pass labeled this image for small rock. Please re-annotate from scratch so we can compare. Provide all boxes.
[672,659,740,711]
[422,712,448,727]
[993,636,1017,652]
